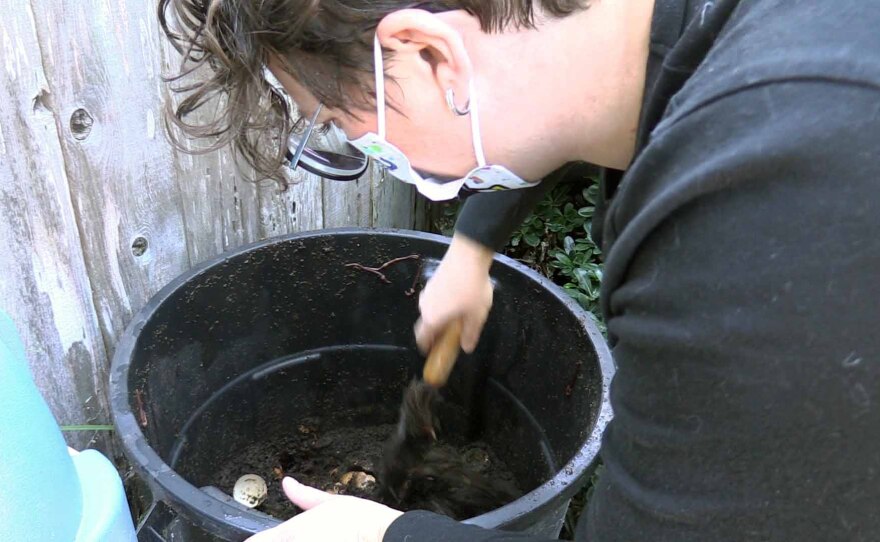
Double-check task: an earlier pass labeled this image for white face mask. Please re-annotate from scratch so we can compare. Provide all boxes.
[347,35,538,201]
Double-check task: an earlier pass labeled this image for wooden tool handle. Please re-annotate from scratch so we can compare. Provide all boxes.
[422,320,463,387]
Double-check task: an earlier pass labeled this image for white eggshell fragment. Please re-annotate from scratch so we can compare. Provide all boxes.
[340,471,376,490]
[233,474,268,508]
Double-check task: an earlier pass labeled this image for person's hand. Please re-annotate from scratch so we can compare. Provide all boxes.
[415,233,495,354]
[245,477,403,542]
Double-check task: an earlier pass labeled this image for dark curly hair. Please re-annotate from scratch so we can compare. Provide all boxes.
[158,0,588,185]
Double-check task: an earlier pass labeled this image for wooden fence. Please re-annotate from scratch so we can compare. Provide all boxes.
[0,0,424,451]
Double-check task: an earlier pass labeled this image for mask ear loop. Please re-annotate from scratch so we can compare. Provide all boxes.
[467,80,487,168]
[373,34,386,139]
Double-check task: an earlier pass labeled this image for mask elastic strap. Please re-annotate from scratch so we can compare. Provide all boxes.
[373,34,387,139]
[467,79,487,167]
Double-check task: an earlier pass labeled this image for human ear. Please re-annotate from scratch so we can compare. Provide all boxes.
[376,9,473,102]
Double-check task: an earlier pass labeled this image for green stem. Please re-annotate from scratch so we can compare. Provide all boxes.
[59,424,115,431]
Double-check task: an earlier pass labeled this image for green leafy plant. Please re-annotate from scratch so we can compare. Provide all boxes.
[507,180,605,330]
[508,186,578,248]
[547,184,603,318]
[551,236,603,313]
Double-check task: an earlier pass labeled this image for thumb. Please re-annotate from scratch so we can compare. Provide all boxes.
[282,477,334,510]
[460,307,489,354]
[414,317,440,354]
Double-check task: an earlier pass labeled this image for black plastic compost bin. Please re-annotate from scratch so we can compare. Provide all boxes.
[110,229,613,541]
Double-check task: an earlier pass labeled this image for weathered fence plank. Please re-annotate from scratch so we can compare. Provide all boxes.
[370,165,419,229]
[29,0,192,346]
[322,178,372,228]
[173,148,235,265]
[413,188,429,231]
[0,2,111,449]
[164,111,266,265]
[259,173,325,238]
[156,46,265,266]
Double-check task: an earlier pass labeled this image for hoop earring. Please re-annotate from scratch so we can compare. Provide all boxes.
[445,88,471,116]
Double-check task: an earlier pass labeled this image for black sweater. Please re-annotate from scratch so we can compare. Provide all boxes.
[386,0,880,540]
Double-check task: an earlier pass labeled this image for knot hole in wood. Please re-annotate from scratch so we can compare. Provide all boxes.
[70,108,93,140]
[131,236,148,257]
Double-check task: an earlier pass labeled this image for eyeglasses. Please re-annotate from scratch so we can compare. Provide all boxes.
[284,104,369,182]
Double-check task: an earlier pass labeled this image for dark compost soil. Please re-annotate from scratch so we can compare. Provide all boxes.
[214,409,522,521]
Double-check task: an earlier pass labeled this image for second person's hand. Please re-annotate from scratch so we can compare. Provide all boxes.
[415,233,495,354]
[245,477,403,542]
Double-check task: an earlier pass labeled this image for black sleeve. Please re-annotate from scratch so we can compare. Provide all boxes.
[384,511,559,542]
[453,164,574,251]
[586,81,880,542]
